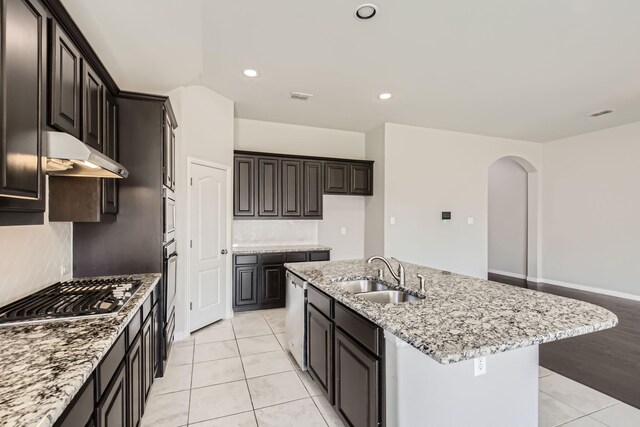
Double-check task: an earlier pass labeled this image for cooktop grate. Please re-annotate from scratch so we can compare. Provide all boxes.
[0,277,143,326]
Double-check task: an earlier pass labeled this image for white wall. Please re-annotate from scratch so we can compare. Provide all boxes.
[382,123,541,279]
[488,158,528,277]
[233,119,367,260]
[168,85,234,336]
[0,179,72,306]
[542,121,640,297]
[364,125,385,257]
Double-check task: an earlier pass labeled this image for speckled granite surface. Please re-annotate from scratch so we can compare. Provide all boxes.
[284,260,618,365]
[233,244,332,254]
[0,273,161,427]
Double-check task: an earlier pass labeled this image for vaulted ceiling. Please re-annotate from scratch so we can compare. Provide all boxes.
[62,0,640,141]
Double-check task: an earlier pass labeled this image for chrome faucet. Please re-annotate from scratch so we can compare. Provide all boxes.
[367,256,405,286]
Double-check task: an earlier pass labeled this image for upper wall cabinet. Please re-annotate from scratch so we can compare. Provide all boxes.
[49,20,81,139]
[102,93,118,215]
[163,108,175,190]
[82,60,104,151]
[0,0,47,226]
[233,151,373,220]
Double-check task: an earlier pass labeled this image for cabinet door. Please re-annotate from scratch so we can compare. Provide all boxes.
[323,162,348,194]
[97,362,127,427]
[142,314,154,408]
[350,163,373,195]
[0,0,46,220]
[152,303,161,376]
[49,20,81,138]
[281,159,302,217]
[170,126,176,189]
[303,161,323,218]
[82,60,104,151]
[163,110,173,189]
[257,158,279,217]
[307,304,334,403]
[127,335,143,427]
[261,264,285,307]
[234,265,258,307]
[233,156,255,217]
[334,328,380,427]
[101,93,118,214]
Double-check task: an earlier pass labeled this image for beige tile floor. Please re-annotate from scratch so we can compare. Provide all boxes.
[142,308,640,427]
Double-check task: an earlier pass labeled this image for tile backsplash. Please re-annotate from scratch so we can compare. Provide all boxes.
[233,220,318,247]
[0,218,72,307]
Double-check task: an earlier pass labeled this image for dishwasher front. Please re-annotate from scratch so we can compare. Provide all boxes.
[285,271,308,371]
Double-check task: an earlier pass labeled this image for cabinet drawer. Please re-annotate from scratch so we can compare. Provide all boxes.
[142,294,153,320]
[309,251,330,262]
[235,254,258,265]
[335,302,382,357]
[97,332,126,399]
[286,252,307,263]
[308,285,333,319]
[262,253,285,264]
[127,309,142,348]
[58,376,94,427]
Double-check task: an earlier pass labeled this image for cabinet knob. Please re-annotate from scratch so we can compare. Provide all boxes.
[221,249,228,255]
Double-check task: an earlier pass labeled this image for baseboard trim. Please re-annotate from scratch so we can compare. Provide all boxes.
[540,278,640,302]
[488,269,527,280]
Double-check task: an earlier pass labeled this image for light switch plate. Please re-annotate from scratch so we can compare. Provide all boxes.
[390,217,396,225]
[468,217,474,225]
[341,227,347,235]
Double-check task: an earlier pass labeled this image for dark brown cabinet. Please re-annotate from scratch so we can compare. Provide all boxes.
[281,159,302,217]
[334,328,380,427]
[308,304,334,403]
[233,250,330,312]
[324,163,349,194]
[350,163,373,195]
[0,0,47,226]
[234,156,255,217]
[101,93,118,215]
[234,265,259,307]
[163,109,175,190]
[303,161,323,218]
[142,314,154,404]
[97,362,127,427]
[82,61,104,151]
[49,20,81,138]
[127,335,142,427]
[257,158,278,217]
[303,283,384,427]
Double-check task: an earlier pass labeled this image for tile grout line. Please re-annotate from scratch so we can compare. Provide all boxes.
[233,318,260,424]
[186,342,196,425]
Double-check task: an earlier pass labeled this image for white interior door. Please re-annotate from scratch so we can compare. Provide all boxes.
[189,162,228,332]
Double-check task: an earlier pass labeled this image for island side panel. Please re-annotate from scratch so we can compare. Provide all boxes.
[384,332,538,427]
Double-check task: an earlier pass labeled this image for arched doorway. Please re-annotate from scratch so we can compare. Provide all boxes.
[488,156,538,283]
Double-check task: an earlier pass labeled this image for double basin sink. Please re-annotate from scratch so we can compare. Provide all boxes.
[334,279,424,304]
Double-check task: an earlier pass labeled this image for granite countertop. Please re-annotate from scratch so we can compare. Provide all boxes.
[232,244,332,255]
[0,273,161,427]
[284,260,618,365]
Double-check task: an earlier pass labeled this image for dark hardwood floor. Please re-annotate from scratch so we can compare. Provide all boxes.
[489,273,640,409]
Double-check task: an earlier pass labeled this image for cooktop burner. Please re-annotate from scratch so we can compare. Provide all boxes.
[0,277,143,326]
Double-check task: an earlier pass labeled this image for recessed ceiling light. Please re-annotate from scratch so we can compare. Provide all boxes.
[355,4,378,20]
[587,109,614,117]
[243,69,259,78]
[378,92,392,101]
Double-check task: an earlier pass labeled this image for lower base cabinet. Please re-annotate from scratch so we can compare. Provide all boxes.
[56,290,161,427]
[304,283,384,427]
[97,363,127,427]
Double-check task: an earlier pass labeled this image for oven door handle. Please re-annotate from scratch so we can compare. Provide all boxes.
[167,252,178,261]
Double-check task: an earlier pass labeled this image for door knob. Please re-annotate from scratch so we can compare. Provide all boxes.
[221,249,228,255]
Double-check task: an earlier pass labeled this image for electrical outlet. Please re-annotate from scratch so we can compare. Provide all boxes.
[474,356,487,376]
[390,217,396,225]
[341,227,347,235]
[468,217,474,225]
[60,264,69,276]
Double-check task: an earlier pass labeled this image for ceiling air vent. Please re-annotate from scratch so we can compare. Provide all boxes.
[588,109,614,117]
[290,91,313,101]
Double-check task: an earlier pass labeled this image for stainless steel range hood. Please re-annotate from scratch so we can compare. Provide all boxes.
[45,131,128,178]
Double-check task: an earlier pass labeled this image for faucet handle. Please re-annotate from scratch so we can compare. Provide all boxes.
[417,274,426,292]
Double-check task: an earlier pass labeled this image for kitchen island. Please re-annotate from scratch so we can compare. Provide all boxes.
[285,259,618,427]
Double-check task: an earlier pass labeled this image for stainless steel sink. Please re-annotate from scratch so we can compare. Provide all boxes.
[334,279,389,294]
[356,290,424,304]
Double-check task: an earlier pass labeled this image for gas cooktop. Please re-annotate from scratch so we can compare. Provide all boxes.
[0,277,143,326]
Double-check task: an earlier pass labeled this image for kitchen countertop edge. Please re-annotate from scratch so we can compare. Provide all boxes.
[233,244,332,255]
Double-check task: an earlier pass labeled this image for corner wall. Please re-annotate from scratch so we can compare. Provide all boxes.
[541,121,640,298]
[169,85,235,337]
[364,125,386,258]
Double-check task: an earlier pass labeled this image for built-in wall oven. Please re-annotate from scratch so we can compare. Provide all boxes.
[163,187,176,244]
